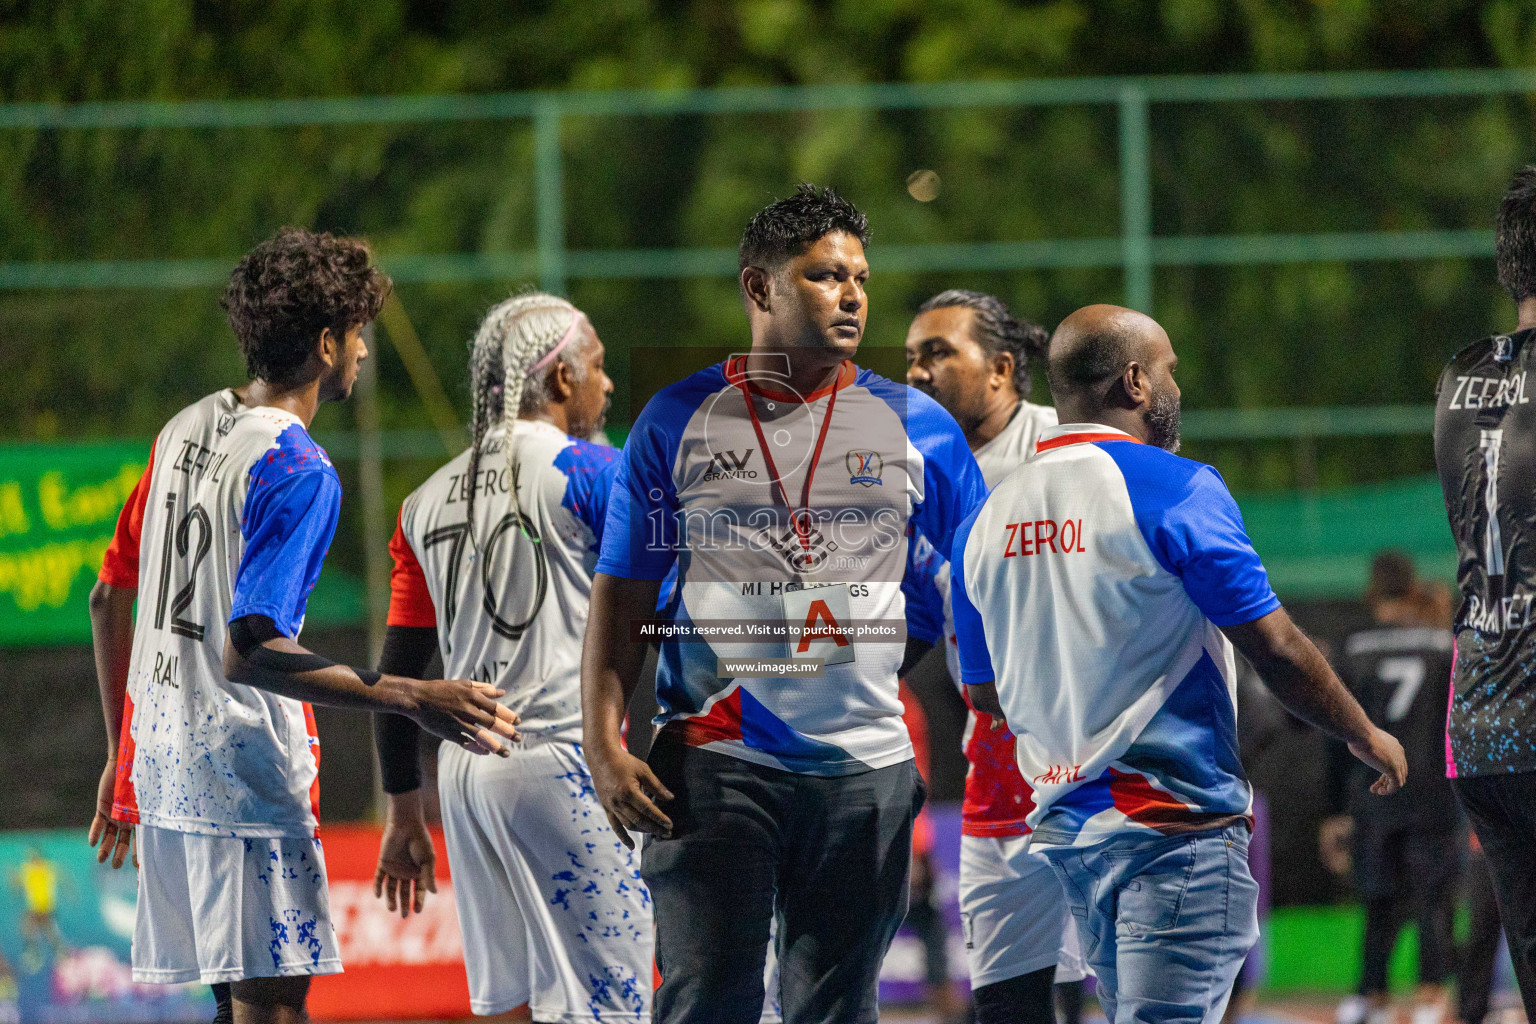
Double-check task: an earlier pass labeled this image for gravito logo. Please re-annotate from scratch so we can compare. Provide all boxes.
[703,449,757,481]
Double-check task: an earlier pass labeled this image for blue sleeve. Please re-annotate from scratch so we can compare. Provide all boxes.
[901,530,945,645]
[904,388,989,563]
[555,440,621,551]
[595,391,684,581]
[1101,444,1281,627]
[230,447,342,638]
[948,505,994,685]
[657,563,680,614]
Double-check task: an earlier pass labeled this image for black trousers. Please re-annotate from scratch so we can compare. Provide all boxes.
[1352,820,1463,993]
[1454,772,1536,1015]
[1459,849,1504,1024]
[642,736,924,1024]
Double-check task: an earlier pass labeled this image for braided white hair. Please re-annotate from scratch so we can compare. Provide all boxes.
[464,292,587,544]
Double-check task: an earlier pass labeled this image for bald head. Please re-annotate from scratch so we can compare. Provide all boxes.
[1047,305,1164,396]
[1046,304,1182,450]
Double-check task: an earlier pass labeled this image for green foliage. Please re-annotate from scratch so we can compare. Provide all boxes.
[1,1,1533,511]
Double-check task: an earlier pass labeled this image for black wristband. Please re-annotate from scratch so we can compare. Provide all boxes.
[375,711,424,794]
[373,625,440,795]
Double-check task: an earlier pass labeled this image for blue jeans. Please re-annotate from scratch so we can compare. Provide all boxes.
[1039,824,1259,1024]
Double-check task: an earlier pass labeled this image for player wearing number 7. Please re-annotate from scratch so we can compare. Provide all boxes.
[86,228,519,1024]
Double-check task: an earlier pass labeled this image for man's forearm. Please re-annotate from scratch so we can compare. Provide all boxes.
[1222,609,1376,746]
[582,573,660,753]
[224,633,419,715]
[88,580,136,755]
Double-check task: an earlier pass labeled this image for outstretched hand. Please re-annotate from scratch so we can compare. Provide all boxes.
[409,679,521,755]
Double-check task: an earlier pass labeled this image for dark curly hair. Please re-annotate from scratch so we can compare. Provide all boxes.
[739,183,869,272]
[221,227,392,384]
[917,289,1049,396]
[1497,167,1536,303]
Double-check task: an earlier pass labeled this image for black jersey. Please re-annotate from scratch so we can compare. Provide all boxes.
[1434,328,1536,776]
[1340,624,1458,824]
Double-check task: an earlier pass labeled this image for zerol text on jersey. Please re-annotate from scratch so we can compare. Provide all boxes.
[1446,372,1531,410]
[1001,518,1086,558]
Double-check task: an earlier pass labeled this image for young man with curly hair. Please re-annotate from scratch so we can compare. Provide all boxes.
[86,227,519,1024]
[583,185,988,1023]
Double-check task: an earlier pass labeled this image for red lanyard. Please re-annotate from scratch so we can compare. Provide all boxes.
[733,363,841,552]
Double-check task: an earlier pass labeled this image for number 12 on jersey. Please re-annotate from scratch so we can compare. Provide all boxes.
[153,493,212,641]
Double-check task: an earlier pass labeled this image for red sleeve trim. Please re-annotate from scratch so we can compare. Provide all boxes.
[98,440,155,589]
[386,510,438,628]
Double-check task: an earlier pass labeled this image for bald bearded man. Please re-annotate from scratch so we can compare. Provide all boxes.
[948,306,1406,1024]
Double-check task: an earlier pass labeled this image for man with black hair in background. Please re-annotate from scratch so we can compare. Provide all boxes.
[902,290,1089,1024]
[583,185,987,1023]
[1433,164,1536,1015]
[1322,551,1461,1024]
[86,227,519,1024]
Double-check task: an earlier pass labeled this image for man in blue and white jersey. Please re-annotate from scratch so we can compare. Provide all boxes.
[949,304,1406,1024]
[582,185,988,1023]
[86,228,520,1024]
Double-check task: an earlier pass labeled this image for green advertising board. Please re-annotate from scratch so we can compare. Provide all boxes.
[0,437,1459,647]
[0,442,364,648]
[0,442,147,648]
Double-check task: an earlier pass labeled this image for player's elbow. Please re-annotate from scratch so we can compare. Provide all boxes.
[88,580,137,638]
[87,579,113,620]
[222,635,251,683]
[88,579,129,618]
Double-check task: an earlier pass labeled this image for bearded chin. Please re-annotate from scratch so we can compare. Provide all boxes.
[1144,390,1181,454]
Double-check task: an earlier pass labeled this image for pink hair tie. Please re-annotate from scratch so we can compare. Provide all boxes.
[526,310,586,376]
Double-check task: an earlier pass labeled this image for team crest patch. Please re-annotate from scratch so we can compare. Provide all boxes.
[846,449,883,487]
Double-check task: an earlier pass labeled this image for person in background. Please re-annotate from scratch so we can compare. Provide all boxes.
[1432,165,1536,1015]
[895,673,968,1023]
[1322,551,1462,1024]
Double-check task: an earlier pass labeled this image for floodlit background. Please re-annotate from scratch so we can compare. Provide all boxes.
[2,3,1533,1022]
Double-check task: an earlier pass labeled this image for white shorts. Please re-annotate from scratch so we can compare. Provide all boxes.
[959,833,1090,990]
[132,825,341,984]
[438,739,655,1021]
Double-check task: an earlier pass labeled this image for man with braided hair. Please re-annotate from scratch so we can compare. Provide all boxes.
[86,227,520,1024]
[370,294,665,1023]
[902,289,1089,1024]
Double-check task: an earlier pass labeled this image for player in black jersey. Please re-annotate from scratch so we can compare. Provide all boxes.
[1433,165,1536,1014]
[1324,552,1462,1024]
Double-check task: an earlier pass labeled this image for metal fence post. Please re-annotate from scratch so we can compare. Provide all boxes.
[534,97,567,295]
[355,324,389,666]
[1118,85,1152,314]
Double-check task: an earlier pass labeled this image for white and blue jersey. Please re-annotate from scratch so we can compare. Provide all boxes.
[950,423,1279,847]
[598,357,987,776]
[388,420,620,744]
[108,390,341,838]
